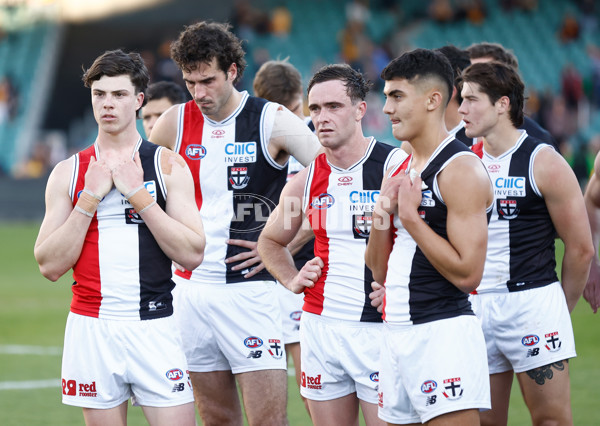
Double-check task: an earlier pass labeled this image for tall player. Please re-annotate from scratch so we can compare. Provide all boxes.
[365,49,493,425]
[459,61,593,425]
[258,64,406,426]
[150,22,320,426]
[466,42,560,152]
[252,58,313,416]
[397,45,472,155]
[34,49,205,425]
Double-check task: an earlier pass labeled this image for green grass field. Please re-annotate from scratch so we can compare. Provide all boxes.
[1,223,598,425]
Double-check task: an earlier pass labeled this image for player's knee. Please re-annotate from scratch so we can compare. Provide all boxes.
[200,408,243,426]
[480,410,508,426]
[531,417,570,426]
[529,405,572,426]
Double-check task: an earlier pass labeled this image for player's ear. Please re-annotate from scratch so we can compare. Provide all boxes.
[226,63,237,82]
[496,95,510,114]
[355,100,367,121]
[426,91,443,111]
[136,92,145,111]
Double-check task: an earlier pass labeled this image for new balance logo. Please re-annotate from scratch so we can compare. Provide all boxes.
[426,395,437,406]
[171,383,185,393]
[247,350,262,359]
[527,348,540,357]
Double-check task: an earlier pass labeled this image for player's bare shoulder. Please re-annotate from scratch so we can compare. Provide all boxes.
[159,147,190,177]
[148,104,181,150]
[440,153,493,203]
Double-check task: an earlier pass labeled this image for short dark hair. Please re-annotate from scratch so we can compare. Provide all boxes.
[170,21,247,84]
[307,63,370,103]
[458,61,524,128]
[435,45,470,104]
[253,59,302,107]
[82,49,149,94]
[381,48,454,106]
[147,81,188,105]
[466,42,519,69]
[82,49,149,116]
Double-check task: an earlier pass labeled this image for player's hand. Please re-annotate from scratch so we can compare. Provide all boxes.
[397,172,422,225]
[112,152,144,196]
[84,156,113,198]
[226,239,265,279]
[369,281,385,313]
[288,257,324,294]
[583,261,600,313]
[377,174,402,215]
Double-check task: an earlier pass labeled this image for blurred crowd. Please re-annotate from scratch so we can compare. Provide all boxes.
[0,74,18,125]
[6,0,600,186]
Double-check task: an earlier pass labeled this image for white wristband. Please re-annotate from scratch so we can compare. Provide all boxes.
[125,185,145,200]
[138,200,156,214]
[74,205,94,218]
[82,188,102,201]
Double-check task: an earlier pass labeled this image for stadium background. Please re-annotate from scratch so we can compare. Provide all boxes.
[1,0,599,425]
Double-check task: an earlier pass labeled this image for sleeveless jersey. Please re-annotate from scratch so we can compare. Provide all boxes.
[69,138,174,320]
[471,131,558,293]
[383,135,488,325]
[173,91,285,284]
[303,138,406,322]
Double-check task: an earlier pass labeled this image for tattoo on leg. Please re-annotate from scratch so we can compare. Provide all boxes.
[526,360,567,385]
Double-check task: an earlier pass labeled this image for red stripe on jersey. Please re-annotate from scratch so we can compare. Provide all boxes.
[471,140,484,158]
[174,268,192,279]
[180,101,204,210]
[71,146,102,317]
[381,155,410,321]
[303,153,331,315]
[390,154,411,177]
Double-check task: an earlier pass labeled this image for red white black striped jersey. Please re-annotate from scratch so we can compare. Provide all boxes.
[471,131,558,293]
[69,139,174,320]
[303,138,406,321]
[383,135,491,325]
[173,92,286,284]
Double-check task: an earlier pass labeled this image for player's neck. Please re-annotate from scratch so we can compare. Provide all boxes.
[96,126,141,160]
[408,122,449,172]
[482,122,522,157]
[326,133,370,170]
[206,88,243,122]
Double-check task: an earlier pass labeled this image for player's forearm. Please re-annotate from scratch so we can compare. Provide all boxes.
[258,236,299,289]
[561,244,594,312]
[584,193,600,259]
[141,207,205,271]
[365,219,392,284]
[287,222,314,257]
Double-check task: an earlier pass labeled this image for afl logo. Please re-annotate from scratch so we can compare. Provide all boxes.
[311,193,335,209]
[370,372,379,382]
[421,380,437,394]
[488,164,501,173]
[244,336,263,348]
[212,129,225,137]
[290,311,302,321]
[186,144,206,160]
[521,334,539,346]
[165,368,184,381]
